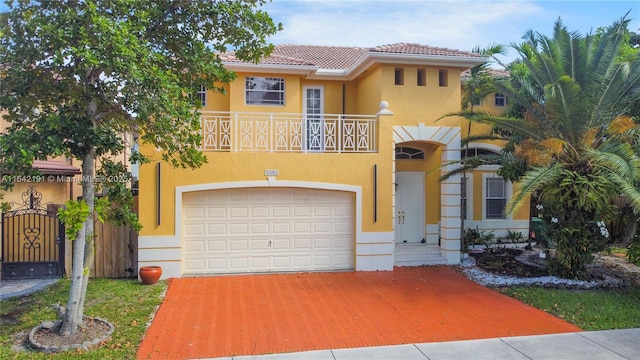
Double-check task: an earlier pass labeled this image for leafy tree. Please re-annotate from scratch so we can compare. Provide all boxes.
[458,16,640,278]
[0,0,280,336]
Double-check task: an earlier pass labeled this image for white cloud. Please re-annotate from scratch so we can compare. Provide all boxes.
[265,0,543,53]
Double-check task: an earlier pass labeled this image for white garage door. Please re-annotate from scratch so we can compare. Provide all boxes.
[182,188,354,274]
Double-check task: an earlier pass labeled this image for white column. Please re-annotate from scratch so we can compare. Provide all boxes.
[440,133,462,264]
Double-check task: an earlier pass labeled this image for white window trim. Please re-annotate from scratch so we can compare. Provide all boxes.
[495,93,507,107]
[197,85,207,107]
[303,85,324,151]
[461,173,473,221]
[244,76,285,106]
[482,173,512,221]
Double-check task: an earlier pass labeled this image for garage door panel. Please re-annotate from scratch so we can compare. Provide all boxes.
[293,238,311,249]
[230,207,249,218]
[229,191,250,201]
[293,256,312,267]
[208,258,227,271]
[314,255,331,266]
[185,224,205,236]
[293,222,311,233]
[314,206,331,217]
[335,237,353,249]
[184,207,205,219]
[272,256,290,268]
[185,258,206,271]
[230,239,249,251]
[270,238,290,249]
[251,223,269,234]
[293,206,311,217]
[208,240,226,251]
[207,207,226,218]
[334,205,352,217]
[250,257,270,269]
[183,188,354,274]
[252,207,269,217]
[185,240,205,252]
[335,221,352,232]
[334,254,353,267]
[229,258,249,270]
[314,238,331,249]
[251,239,270,250]
[230,223,249,235]
[272,207,290,217]
[313,222,332,233]
[273,222,291,233]
[208,224,226,235]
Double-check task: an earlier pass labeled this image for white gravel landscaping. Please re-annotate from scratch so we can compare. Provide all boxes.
[460,257,623,289]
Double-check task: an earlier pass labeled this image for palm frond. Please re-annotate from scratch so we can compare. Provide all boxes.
[507,164,562,214]
[588,143,640,181]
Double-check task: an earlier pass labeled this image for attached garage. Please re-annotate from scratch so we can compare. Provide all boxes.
[182,187,354,274]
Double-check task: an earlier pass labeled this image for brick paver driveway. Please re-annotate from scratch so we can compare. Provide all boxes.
[137,266,580,359]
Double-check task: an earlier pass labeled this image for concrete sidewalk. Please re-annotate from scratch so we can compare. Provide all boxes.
[0,278,59,300]
[212,328,639,360]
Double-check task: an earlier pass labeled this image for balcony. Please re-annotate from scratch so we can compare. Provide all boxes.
[200,111,378,153]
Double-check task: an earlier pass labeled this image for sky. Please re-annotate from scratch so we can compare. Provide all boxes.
[261,0,639,65]
[1,0,638,66]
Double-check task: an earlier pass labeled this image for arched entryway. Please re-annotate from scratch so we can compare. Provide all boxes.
[393,125,462,264]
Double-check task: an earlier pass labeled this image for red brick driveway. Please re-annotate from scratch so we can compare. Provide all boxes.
[137,266,580,359]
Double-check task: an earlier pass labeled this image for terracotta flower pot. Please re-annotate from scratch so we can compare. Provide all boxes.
[139,266,162,285]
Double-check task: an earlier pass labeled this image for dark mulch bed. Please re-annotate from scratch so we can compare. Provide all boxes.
[471,248,549,278]
[470,247,640,286]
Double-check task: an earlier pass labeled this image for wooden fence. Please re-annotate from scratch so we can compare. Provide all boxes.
[91,222,138,278]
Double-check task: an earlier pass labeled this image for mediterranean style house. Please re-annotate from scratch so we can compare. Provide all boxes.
[137,43,530,278]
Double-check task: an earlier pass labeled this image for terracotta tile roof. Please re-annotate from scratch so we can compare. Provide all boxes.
[32,160,81,176]
[271,45,369,70]
[219,52,316,66]
[370,43,482,58]
[221,43,482,71]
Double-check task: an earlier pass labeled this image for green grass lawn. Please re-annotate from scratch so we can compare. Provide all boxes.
[500,285,640,330]
[2,276,639,359]
[0,278,167,359]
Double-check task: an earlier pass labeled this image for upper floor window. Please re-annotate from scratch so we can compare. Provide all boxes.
[417,68,426,86]
[245,77,285,106]
[485,177,506,219]
[438,69,448,87]
[495,93,507,107]
[460,148,499,158]
[197,85,207,107]
[394,68,404,85]
[395,146,424,159]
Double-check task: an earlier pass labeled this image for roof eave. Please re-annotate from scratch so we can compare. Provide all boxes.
[223,62,318,76]
[368,52,487,68]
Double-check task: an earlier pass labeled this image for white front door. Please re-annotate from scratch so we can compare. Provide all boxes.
[395,171,425,243]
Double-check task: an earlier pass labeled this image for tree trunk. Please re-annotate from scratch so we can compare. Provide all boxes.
[60,221,86,336]
[60,147,96,335]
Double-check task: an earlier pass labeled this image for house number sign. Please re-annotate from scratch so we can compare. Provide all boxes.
[264,169,279,176]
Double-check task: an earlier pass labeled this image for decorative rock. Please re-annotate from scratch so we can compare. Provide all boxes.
[28,317,115,353]
[40,321,59,330]
[460,257,624,289]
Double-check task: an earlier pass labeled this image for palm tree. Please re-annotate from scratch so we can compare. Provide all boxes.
[465,16,640,278]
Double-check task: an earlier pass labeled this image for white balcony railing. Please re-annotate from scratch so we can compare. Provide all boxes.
[200,111,378,153]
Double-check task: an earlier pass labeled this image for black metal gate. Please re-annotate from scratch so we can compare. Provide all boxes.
[1,186,65,279]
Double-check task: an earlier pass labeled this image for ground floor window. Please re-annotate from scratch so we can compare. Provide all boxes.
[485,177,506,219]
